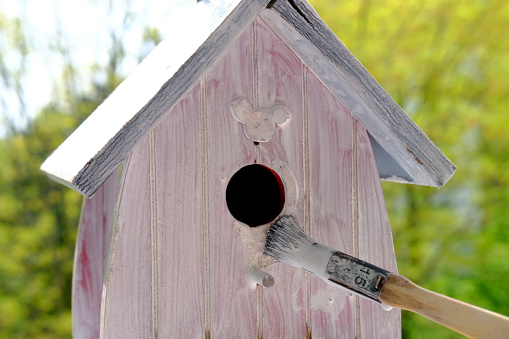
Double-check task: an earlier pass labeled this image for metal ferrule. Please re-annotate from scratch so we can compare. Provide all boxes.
[326,251,390,303]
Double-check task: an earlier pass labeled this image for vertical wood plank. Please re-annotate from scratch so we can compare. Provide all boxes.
[356,122,402,338]
[96,13,400,338]
[73,171,120,339]
[100,138,152,338]
[206,27,258,338]
[152,83,205,337]
[307,69,356,338]
[255,17,307,338]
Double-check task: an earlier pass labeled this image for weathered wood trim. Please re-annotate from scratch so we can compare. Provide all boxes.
[41,0,272,197]
[261,0,456,188]
[42,0,455,197]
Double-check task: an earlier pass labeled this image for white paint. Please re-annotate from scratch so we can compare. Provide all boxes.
[381,302,394,311]
[272,160,298,216]
[245,265,274,289]
[43,0,220,183]
[293,242,336,281]
[311,287,348,319]
[291,288,304,313]
[380,175,414,184]
[264,213,393,312]
[41,39,178,183]
[234,220,272,268]
[232,161,299,288]
[301,243,393,311]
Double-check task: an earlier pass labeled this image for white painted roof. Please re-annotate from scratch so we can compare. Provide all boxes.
[41,0,455,197]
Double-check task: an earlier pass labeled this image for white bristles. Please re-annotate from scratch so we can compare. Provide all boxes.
[264,215,314,267]
[264,215,335,280]
[264,215,393,311]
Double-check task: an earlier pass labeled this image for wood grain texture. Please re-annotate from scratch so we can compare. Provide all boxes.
[99,22,259,339]
[205,26,259,338]
[307,69,356,339]
[152,83,206,337]
[100,83,209,337]
[356,122,401,338]
[41,0,272,197]
[72,170,120,339]
[255,17,307,338]
[100,138,153,338]
[261,2,456,188]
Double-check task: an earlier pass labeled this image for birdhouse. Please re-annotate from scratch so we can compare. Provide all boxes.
[41,0,455,338]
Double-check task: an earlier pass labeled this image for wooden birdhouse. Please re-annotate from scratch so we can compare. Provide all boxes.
[41,0,455,338]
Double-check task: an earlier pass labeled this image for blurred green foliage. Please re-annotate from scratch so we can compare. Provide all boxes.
[0,0,508,337]
[0,44,124,338]
[0,100,85,338]
[311,0,509,337]
[0,2,160,336]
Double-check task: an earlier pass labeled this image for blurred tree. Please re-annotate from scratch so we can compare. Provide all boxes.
[0,9,29,133]
[0,1,163,337]
[310,0,509,338]
[0,51,122,339]
[0,104,83,337]
[1,0,508,337]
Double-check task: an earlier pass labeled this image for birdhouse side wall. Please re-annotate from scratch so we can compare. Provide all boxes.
[72,169,121,338]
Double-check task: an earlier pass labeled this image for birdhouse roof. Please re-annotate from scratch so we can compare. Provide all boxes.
[41,0,456,197]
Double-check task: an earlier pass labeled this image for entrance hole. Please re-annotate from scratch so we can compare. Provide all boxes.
[226,164,285,227]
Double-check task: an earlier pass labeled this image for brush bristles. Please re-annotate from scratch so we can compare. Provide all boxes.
[264,215,315,267]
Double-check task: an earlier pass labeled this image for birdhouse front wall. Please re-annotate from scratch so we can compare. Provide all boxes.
[75,15,400,338]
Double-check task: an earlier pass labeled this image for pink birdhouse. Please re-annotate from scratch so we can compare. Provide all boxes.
[41,0,455,338]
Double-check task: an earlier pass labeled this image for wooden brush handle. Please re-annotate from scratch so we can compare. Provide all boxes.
[379,274,509,338]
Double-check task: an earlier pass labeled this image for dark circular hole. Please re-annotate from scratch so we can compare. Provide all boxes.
[226,164,285,227]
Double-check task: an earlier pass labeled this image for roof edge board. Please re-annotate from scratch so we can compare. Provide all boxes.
[262,0,456,188]
[41,0,272,197]
[368,133,414,185]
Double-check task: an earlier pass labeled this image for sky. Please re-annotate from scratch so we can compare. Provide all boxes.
[0,0,196,135]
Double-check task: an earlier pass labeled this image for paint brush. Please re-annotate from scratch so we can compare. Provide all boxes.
[264,215,509,339]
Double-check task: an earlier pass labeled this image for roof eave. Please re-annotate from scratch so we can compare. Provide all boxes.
[261,0,456,188]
